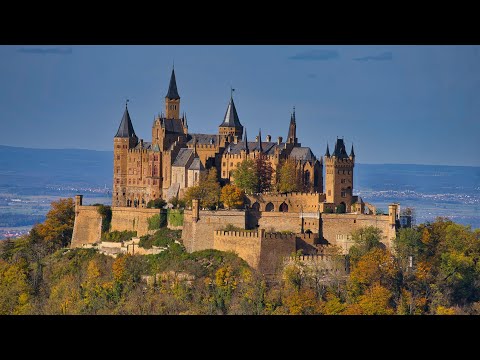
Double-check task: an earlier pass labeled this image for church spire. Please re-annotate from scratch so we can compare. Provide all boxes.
[243,128,249,155]
[288,106,297,145]
[350,144,355,158]
[166,67,180,100]
[325,143,330,157]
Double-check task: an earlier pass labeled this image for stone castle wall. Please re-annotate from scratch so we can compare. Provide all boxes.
[71,206,103,248]
[182,209,247,252]
[321,213,396,253]
[246,192,325,213]
[110,207,162,237]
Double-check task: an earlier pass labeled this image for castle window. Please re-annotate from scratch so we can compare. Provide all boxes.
[223,162,226,167]
[341,179,346,184]
[116,155,120,160]
[341,191,346,197]
[128,180,131,184]
[343,170,346,174]
[328,190,331,196]
[230,162,233,167]
[117,145,120,149]
[338,170,341,174]
[348,170,351,175]
[223,171,226,177]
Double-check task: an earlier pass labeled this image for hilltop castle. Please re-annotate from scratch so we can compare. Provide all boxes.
[72,68,401,275]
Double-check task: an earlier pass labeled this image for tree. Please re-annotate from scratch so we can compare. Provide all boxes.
[184,168,221,209]
[221,184,244,209]
[36,198,75,248]
[147,198,166,209]
[233,159,258,194]
[349,226,384,263]
[255,155,274,193]
[278,160,300,193]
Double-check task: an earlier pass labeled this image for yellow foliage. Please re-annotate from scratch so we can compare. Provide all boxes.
[323,293,347,315]
[421,228,431,245]
[112,255,128,282]
[357,284,395,315]
[349,248,398,288]
[215,266,237,292]
[284,289,321,315]
[220,184,244,209]
[436,306,456,315]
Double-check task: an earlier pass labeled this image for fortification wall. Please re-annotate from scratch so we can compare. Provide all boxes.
[214,230,263,269]
[247,192,324,212]
[257,212,302,233]
[182,209,247,252]
[259,233,296,275]
[71,206,103,248]
[110,207,161,237]
[321,213,396,254]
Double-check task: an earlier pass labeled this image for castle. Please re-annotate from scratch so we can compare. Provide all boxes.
[72,68,401,275]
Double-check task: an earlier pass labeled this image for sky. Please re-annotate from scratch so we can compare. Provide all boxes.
[0,45,479,166]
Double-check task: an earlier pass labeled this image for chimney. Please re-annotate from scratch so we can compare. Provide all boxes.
[277,136,283,145]
[140,139,144,148]
[266,135,271,142]
[234,136,238,144]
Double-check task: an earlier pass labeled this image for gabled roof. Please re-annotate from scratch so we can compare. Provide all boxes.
[166,68,180,100]
[115,107,137,138]
[173,148,194,167]
[290,147,316,162]
[187,133,217,145]
[189,157,205,171]
[333,138,349,159]
[225,141,276,155]
[134,141,152,150]
[219,97,242,128]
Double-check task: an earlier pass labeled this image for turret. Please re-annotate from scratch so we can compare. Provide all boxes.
[218,88,243,141]
[287,106,297,145]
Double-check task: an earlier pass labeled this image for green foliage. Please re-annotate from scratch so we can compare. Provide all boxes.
[147,213,167,230]
[139,228,181,249]
[348,226,384,264]
[323,207,334,214]
[335,203,346,214]
[278,160,301,193]
[101,230,137,243]
[184,168,221,209]
[167,209,184,227]
[147,198,167,209]
[255,155,274,193]
[233,159,258,194]
[97,204,112,233]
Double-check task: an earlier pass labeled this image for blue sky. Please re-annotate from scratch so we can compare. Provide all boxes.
[0,45,479,166]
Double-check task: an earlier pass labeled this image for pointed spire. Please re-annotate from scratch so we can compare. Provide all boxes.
[166,67,180,100]
[256,129,263,152]
[220,93,242,128]
[350,144,355,158]
[115,103,137,138]
[325,143,330,157]
[243,128,249,154]
[291,106,296,124]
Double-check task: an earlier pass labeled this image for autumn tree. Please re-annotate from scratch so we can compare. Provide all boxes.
[220,184,244,209]
[278,160,301,193]
[184,168,221,209]
[255,155,274,193]
[348,226,384,264]
[233,159,258,194]
[36,198,75,248]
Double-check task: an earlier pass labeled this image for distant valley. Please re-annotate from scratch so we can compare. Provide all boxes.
[0,145,478,238]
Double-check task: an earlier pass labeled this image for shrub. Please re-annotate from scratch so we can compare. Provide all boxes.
[147,213,167,230]
[96,204,112,233]
[167,209,184,227]
[147,198,167,209]
[139,228,182,249]
[101,230,137,242]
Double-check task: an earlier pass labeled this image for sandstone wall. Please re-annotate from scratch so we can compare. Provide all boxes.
[110,207,161,237]
[257,212,302,233]
[214,230,263,269]
[182,209,247,252]
[321,213,396,254]
[246,192,325,212]
[71,206,103,248]
[259,233,296,275]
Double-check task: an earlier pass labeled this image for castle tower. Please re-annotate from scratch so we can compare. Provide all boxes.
[324,138,355,212]
[165,67,180,119]
[287,107,297,145]
[113,103,138,207]
[218,90,243,143]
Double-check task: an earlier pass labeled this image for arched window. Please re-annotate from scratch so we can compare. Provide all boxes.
[279,202,288,212]
[265,202,274,212]
[304,170,310,186]
[252,202,260,211]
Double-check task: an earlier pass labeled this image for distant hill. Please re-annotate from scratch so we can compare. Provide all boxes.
[0,145,113,192]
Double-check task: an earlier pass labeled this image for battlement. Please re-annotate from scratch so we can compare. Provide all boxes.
[214,230,260,238]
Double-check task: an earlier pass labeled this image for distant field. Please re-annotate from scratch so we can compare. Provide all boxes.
[0,145,478,238]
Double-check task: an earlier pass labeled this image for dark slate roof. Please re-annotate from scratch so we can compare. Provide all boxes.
[134,141,152,150]
[219,97,242,128]
[333,138,349,159]
[290,147,316,162]
[173,148,194,167]
[350,144,355,157]
[162,118,184,133]
[189,157,205,171]
[226,141,276,155]
[115,107,137,138]
[325,143,331,157]
[166,68,180,100]
[187,133,217,145]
